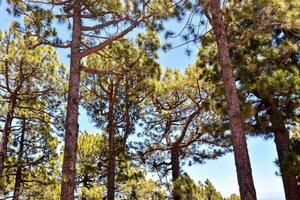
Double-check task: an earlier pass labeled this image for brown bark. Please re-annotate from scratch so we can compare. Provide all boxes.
[123,76,131,149]
[107,82,116,200]
[60,1,82,199]
[208,1,257,199]
[0,92,17,178]
[171,145,181,200]
[268,108,300,200]
[13,119,26,200]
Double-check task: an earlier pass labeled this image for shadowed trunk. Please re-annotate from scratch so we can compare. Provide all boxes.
[268,108,300,200]
[60,1,82,199]
[107,82,116,200]
[13,119,26,200]
[208,1,257,199]
[81,174,90,200]
[0,92,17,178]
[171,145,181,200]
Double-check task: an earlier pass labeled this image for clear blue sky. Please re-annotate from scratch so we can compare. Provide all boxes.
[0,2,285,199]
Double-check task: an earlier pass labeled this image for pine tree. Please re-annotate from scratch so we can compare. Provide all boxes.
[197,30,300,200]
[6,1,176,198]
[232,28,300,200]
[137,68,230,200]
[80,35,160,199]
[76,131,166,200]
[77,131,105,200]
[0,29,65,198]
[202,1,257,198]
[225,194,241,200]
[203,179,223,200]
[192,1,300,199]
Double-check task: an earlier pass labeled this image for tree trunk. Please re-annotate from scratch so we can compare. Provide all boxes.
[268,108,300,200]
[81,174,89,200]
[123,76,131,149]
[0,93,17,178]
[107,82,116,200]
[209,1,257,199]
[13,119,25,200]
[60,1,82,200]
[171,145,181,200]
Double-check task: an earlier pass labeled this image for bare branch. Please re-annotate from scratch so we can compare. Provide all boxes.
[81,17,129,31]
[80,65,123,77]
[80,16,150,58]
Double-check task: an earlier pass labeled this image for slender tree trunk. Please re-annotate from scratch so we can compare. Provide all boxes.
[123,76,131,149]
[13,119,25,200]
[268,108,300,200]
[208,1,257,199]
[107,83,116,200]
[171,145,181,200]
[60,1,82,199]
[81,174,89,200]
[0,93,17,178]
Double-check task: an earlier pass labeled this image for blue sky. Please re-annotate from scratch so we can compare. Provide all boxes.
[0,2,285,199]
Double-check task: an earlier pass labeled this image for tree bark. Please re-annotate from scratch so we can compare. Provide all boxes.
[13,119,25,200]
[0,92,17,178]
[268,108,300,200]
[107,82,116,200]
[208,1,257,199]
[123,76,131,149]
[171,145,181,200]
[60,1,82,199]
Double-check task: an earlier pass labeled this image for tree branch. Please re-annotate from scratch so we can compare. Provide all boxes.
[80,65,123,77]
[80,16,149,58]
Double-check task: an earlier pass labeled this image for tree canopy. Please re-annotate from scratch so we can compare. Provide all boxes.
[0,0,299,200]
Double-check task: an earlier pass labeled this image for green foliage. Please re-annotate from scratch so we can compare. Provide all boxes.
[77,131,105,193]
[21,181,61,200]
[225,193,241,200]
[76,131,166,199]
[120,172,166,200]
[172,175,239,200]
[203,179,223,200]
[196,0,300,136]
[0,29,65,197]
[79,30,162,200]
[81,36,161,143]
[173,174,205,199]
[136,67,231,198]
[2,0,299,199]
[6,0,176,52]
[81,186,103,200]
[195,3,300,197]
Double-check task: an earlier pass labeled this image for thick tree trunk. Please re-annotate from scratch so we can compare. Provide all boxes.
[268,109,300,200]
[171,145,181,200]
[274,130,300,200]
[107,83,116,200]
[60,1,82,200]
[13,119,25,200]
[209,1,257,199]
[0,93,17,178]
